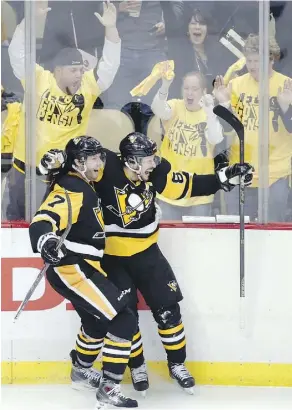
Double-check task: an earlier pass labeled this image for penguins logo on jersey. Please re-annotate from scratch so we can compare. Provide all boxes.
[167,280,178,292]
[93,199,105,238]
[107,184,153,227]
[73,137,81,145]
[129,135,137,143]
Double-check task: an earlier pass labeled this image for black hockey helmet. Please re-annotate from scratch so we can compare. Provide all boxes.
[119,132,158,163]
[65,136,106,169]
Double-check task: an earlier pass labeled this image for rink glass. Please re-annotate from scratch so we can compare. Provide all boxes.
[1,1,291,224]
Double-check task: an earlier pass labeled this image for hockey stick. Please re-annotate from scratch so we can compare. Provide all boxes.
[213,105,246,329]
[13,189,72,322]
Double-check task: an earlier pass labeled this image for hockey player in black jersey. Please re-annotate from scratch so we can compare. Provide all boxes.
[40,132,254,395]
[30,136,139,408]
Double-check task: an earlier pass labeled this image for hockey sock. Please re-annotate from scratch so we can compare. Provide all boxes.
[75,326,104,368]
[128,329,145,369]
[158,322,186,363]
[102,333,132,382]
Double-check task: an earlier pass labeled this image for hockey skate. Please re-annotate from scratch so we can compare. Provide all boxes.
[130,362,149,396]
[168,362,195,394]
[95,378,138,409]
[70,350,101,391]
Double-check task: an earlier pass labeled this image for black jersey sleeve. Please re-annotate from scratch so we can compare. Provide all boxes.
[150,158,221,199]
[29,221,53,253]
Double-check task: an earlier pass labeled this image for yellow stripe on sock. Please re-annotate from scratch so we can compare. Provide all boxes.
[132,332,141,342]
[104,339,131,348]
[163,340,186,351]
[76,345,101,355]
[130,346,143,358]
[79,332,103,343]
[102,356,129,364]
[79,333,88,343]
[158,323,184,335]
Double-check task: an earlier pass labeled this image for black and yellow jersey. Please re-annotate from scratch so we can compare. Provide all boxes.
[94,150,221,257]
[30,172,106,269]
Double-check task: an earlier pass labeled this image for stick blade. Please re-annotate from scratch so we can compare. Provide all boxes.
[213,105,244,139]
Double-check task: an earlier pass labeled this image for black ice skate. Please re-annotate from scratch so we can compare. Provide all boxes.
[70,349,101,391]
[95,378,138,409]
[130,362,149,396]
[168,362,195,394]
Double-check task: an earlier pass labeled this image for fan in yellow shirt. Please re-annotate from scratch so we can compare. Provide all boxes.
[217,34,292,221]
[4,2,121,221]
[151,70,229,220]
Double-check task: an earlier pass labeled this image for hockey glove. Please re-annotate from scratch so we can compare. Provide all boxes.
[216,163,254,192]
[38,149,66,176]
[37,232,67,265]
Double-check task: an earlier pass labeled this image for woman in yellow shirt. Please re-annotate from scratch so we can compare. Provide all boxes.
[151,71,226,220]
[216,34,292,221]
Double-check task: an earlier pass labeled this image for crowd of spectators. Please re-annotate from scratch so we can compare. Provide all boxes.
[1,1,292,222]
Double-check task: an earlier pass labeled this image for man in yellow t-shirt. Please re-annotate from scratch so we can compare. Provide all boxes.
[216,34,292,221]
[4,2,121,220]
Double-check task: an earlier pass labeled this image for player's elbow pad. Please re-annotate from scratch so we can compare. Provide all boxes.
[29,221,53,253]
[191,174,221,197]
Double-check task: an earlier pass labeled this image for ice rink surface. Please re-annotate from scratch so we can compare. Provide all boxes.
[2,377,292,410]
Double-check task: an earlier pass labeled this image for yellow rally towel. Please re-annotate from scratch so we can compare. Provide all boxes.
[130,60,175,97]
[223,57,246,84]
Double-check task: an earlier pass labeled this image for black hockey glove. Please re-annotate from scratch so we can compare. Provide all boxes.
[38,149,66,176]
[37,232,67,265]
[216,163,254,192]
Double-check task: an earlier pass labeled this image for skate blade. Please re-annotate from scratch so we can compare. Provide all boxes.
[171,378,195,395]
[183,386,194,395]
[140,390,147,398]
[71,381,97,392]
